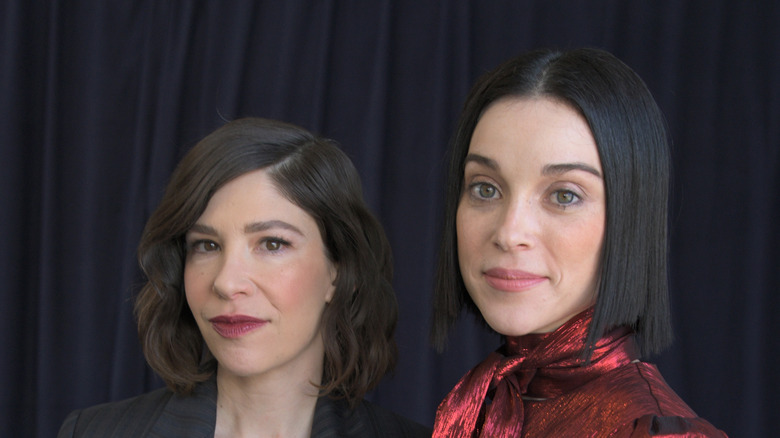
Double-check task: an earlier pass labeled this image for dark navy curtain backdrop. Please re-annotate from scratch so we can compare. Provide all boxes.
[2,1,777,437]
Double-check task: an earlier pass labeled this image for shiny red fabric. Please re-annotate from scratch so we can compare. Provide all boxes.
[433,309,727,437]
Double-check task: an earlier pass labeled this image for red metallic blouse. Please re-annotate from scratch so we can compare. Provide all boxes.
[433,308,727,437]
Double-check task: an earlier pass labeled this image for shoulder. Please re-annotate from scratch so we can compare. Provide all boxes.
[522,362,726,437]
[312,396,431,438]
[583,362,696,416]
[614,414,728,437]
[57,387,172,438]
[58,379,217,438]
[629,363,701,416]
[605,364,728,437]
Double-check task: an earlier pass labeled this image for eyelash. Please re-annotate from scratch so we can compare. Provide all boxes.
[466,181,584,210]
[188,239,219,253]
[186,236,291,254]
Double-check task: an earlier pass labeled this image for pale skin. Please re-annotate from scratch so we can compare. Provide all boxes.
[457,96,606,337]
[184,169,337,438]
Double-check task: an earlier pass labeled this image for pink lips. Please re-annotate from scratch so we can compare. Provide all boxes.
[483,268,546,292]
[208,315,267,338]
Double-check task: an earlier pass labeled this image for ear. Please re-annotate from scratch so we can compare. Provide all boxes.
[325,284,336,303]
[324,262,338,303]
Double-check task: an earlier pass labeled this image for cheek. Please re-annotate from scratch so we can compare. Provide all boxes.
[552,217,605,269]
[183,264,210,307]
[580,215,606,256]
[455,213,472,268]
[455,209,488,291]
[276,263,333,310]
[455,206,477,252]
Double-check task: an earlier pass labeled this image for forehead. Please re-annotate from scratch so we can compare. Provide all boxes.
[200,169,316,228]
[468,97,601,171]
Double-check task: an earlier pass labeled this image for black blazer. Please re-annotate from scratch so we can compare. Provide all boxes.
[58,378,431,438]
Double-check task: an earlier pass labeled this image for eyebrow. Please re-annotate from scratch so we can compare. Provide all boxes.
[464,153,602,178]
[463,153,499,170]
[542,163,602,178]
[187,220,304,236]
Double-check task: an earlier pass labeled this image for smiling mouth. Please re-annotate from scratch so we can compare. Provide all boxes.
[209,315,267,338]
[483,268,546,292]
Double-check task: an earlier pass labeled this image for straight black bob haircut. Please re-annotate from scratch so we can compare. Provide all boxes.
[135,117,397,407]
[432,48,673,358]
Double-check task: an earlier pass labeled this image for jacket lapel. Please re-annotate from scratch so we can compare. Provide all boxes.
[311,396,369,438]
[147,378,217,437]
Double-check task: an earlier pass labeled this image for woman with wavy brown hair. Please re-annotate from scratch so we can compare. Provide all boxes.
[58,118,430,438]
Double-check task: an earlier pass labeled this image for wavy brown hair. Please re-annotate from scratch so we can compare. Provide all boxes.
[135,118,397,406]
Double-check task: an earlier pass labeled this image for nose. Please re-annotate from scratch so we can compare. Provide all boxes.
[493,198,538,251]
[212,249,254,299]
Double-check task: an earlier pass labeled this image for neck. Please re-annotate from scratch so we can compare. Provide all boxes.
[214,365,322,438]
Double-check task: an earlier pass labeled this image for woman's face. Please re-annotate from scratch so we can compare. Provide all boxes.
[456,97,605,336]
[184,169,336,384]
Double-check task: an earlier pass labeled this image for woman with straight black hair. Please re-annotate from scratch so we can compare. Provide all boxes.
[58,118,430,438]
[431,48,725,437]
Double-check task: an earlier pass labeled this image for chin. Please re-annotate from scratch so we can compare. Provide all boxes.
[474,300,528,334]
[495,327,535,337]
[483,316,536,337]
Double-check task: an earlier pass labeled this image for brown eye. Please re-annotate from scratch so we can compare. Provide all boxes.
[262,238,290,252]
[189,240,219,254]
[264,240,282,251]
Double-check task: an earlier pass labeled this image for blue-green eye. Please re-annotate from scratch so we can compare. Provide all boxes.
[553,190,579,205]
[471,182,498,199]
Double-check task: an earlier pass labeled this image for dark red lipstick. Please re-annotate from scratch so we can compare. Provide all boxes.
[208,315,267,338]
